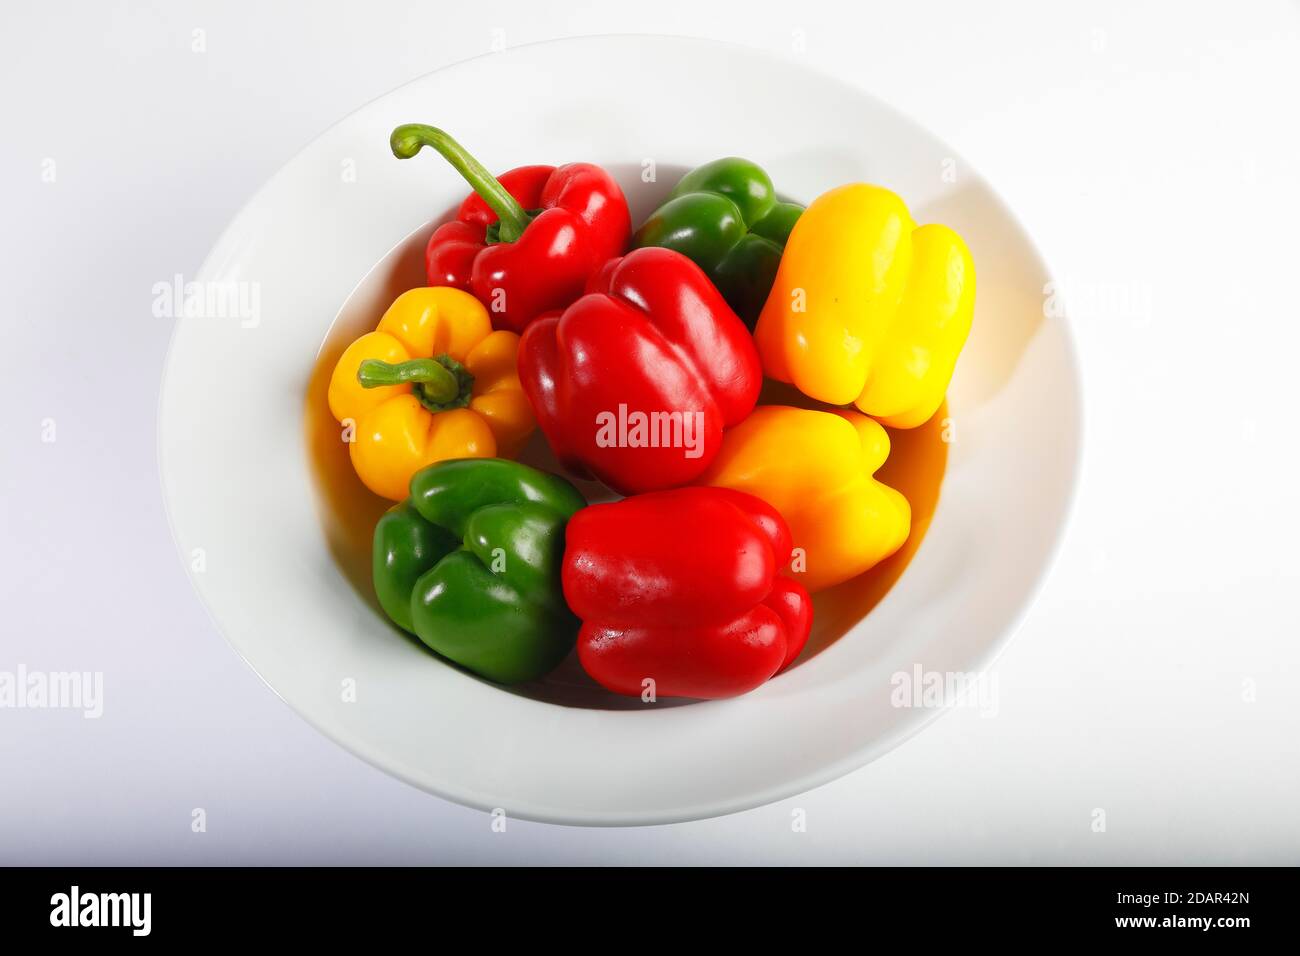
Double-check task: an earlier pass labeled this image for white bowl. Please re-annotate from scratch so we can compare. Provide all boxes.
[159,35,1081,825]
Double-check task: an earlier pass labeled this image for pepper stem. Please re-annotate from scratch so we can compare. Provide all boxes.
[390,124,533,243]
[357,356,475,413]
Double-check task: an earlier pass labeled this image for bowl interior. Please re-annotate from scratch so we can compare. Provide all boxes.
[303,163,955,709]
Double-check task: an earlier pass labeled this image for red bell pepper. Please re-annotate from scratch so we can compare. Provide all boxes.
[518,247,762,495]
[391,124,631,334]
[564,487,813,699]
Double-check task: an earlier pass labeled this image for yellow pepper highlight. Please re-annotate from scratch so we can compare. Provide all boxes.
[697,405,910,592]
[327,286,535,501]
[755,183,975,428]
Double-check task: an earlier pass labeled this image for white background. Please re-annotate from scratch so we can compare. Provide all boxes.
[2,0,1298,863]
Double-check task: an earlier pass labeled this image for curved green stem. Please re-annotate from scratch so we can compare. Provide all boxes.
[390,124,533,243]
[357,356,474,412]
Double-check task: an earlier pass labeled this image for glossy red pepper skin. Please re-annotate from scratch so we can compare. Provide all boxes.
[426,164,631,334]
[564,487,813,699]
[518,247,762,495]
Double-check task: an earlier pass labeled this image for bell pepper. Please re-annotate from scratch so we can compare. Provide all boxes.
[373,458,586,684]
[327,286,535,501]
[696,406,911,592]
[754,183,975,428]
[632,157,803,328]
[390,124,631,334]
[564,487,812,699]
[517,246,762,495]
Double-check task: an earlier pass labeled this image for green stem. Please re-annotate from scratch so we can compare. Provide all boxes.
[390,124,533,243]
[357,357,474,412]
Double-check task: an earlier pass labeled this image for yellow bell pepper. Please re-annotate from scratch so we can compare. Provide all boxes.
[696,405,910,592]
[754,183,975,428]
[327,286,535,501]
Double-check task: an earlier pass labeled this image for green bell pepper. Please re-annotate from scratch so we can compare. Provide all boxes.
[632,157,804,328]
[372,458,586,684]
